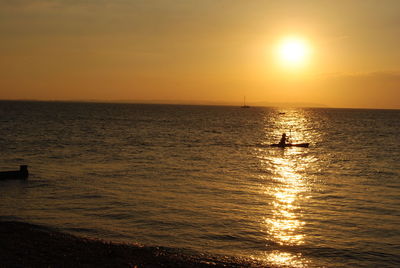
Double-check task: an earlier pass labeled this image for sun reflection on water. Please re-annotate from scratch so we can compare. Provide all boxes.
[256,109,316,267]
[266,159,306,247]
[266,251,309,268]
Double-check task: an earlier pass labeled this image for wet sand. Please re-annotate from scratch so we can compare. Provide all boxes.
[0,221,268,267]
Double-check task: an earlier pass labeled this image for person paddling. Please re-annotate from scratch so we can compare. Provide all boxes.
[279,133,288,146]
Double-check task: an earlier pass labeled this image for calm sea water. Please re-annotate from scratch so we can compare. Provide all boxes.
[0,101,399,267]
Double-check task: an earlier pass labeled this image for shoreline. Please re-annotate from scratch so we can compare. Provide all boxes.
[0,221,268,267]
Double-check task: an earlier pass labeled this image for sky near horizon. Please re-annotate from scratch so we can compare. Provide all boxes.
[0,0,399,109]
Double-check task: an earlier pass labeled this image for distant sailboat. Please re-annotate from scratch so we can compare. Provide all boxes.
[241,96,250,108]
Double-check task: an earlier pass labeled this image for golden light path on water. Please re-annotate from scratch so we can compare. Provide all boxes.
[255,109,318,267]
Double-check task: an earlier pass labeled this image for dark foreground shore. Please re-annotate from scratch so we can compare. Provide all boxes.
[0,221,268,268]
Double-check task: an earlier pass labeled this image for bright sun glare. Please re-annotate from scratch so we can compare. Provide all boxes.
[277,37,310,67]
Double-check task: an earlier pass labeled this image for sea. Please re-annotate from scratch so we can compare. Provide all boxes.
[0,101,399,267]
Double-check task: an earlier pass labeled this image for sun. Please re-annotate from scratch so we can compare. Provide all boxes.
[277,37,310,67]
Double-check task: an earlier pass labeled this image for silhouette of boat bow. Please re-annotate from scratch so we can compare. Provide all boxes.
[0,165,29,180]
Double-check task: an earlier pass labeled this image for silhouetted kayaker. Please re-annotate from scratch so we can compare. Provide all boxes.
[279,133,288,146]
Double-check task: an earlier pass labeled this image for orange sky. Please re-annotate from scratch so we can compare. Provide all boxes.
[1,1,399,109]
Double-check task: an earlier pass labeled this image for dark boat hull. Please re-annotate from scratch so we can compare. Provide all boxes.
[270,143,309,148]
[0,165,29,180]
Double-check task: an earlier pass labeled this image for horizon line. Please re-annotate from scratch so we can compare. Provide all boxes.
[0,98,398,110]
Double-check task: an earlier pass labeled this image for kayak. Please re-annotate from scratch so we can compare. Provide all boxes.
[270,143,309,148]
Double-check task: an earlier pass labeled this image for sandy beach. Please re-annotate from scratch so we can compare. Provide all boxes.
[0,221,267,268]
